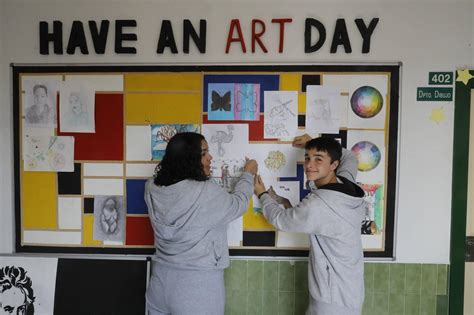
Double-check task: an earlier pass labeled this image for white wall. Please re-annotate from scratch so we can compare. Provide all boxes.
[0,0,14,253]
[1,0,472,263]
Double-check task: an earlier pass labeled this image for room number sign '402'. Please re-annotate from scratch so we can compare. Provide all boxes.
[428,72,453,85]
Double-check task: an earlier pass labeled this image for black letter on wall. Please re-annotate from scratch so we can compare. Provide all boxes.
[115,20,137,54]
[304,18,326,53]
[183,19,206,54]
[330,19,352,53]
[39,21,63,55]
[89,20,110,54]
[355,18,379,53]
[67,21,89,54]
[157,20,178,54]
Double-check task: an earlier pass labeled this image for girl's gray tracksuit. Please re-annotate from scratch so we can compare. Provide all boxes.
[144,172,254,315]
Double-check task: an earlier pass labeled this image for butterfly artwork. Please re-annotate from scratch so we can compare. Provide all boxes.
[234,83,260,121]
[207,83,235,120]
[211,91,231,111]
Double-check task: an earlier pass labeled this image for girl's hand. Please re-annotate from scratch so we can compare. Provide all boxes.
[244,158,258,175]
[254,175,266,196]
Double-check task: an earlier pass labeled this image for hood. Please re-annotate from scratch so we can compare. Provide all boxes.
[145,179,205,239]
[313,178,367,229]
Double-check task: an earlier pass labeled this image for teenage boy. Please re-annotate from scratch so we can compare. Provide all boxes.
[254,134,366,315]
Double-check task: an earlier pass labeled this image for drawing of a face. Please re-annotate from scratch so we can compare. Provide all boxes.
[200,140,213,176]
[104,199,116,210]
[33,86,48,107]
[69,93,83,114]
[0,286,27,315]
[304,148,339,186]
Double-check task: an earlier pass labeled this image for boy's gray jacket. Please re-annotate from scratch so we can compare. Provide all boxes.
[144,172,253,270]
[260,149,366,315]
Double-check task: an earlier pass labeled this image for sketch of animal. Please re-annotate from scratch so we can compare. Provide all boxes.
[210,125,234,157]
[265,98,295,136]
[211,91,231,111]
[264,122,289,137]
[313,99,332,120]
[270,99,295,120]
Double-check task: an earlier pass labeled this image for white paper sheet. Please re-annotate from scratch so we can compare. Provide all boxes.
[227,217,243,246]
[305,85,342,134]
[23,77,60,128]
[202,124,249,158]
[23,135,74,172]
[264,91,298,138]
[0,256,58,315]
[59,80,96,133]
[58,197,82,230]
[347,75,388,129]
[250,143,299,178]
[93,195,126,242]
[347,130,386,184]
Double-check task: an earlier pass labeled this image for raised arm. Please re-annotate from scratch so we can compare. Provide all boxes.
[336,148,358,182]
[259,193,343,236]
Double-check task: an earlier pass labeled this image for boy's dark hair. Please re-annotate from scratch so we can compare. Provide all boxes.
[154,132,208,186]
[33,84,47,95]
[305,137,342,163]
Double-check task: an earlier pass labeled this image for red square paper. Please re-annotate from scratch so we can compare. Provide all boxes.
[58,94,124,161]
[126,216,154,246]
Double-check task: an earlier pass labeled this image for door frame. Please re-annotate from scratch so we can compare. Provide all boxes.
[450,69,473,315]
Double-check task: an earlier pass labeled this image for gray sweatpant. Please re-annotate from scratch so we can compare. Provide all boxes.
[146,263,225,315]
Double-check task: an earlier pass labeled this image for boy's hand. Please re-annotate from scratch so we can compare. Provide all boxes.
[267,186,284,204]
[268,186,292,209]
[292,134,312,148]
[254,175,267,196]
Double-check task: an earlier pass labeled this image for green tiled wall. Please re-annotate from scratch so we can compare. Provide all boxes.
[224,261,449,315]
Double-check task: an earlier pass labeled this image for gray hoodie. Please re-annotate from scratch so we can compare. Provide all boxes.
[144,172,254,270]
[260,149,366,315]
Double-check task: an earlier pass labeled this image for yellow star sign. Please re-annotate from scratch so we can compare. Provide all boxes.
[430,107,445,124]
[456,69,473,85]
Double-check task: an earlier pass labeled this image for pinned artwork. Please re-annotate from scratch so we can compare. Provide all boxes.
[93,196,125,242]
[23,78,59,128]
[251,143,299,178]
[264,91,298,138]
[0,256,58,315]
[59,80,95,133]
[207,83,234,120]
[23,135,74,172]
[347,75,388,129]
[234,83,260,121]
[151,124,200,160]
[360,183,384,235]
[305,86,342,134]
[202,124,249,158]
[210,158,246,191]
[347,130,385,184]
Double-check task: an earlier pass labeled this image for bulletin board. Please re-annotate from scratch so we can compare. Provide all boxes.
[13,64,399,258]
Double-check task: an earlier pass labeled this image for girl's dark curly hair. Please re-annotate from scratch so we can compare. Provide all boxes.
[154,132,209,186]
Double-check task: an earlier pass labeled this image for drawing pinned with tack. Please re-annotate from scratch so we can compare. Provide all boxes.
[264,91,298,138]
[93,196,125,242]
[305,85,342,134]
[59,81,95,133]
